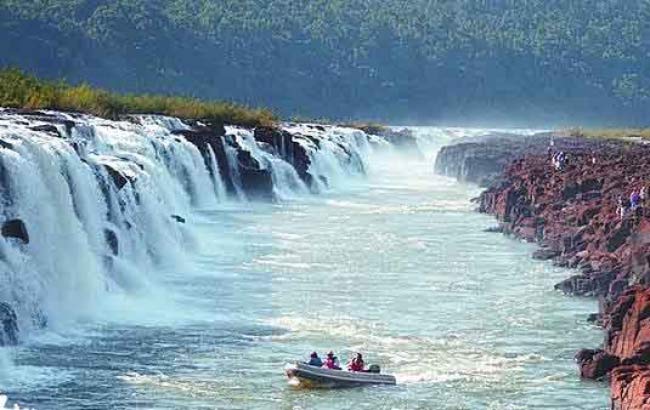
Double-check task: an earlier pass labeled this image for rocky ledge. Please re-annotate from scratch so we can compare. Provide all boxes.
[436,134,650,409]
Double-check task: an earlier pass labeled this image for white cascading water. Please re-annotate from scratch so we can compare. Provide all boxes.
[282,124,382,192]
[226,127,309,200]
[206,144,228,201]
[0,112,383,345]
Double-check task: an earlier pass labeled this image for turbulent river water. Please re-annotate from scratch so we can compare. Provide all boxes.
[0,126,608,409]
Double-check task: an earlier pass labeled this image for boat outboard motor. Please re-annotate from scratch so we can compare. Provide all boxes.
[368,364,381,374]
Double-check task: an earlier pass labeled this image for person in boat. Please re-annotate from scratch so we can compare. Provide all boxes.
[347,353,365,372]
[307,352,323,367]
[323,351,341,370]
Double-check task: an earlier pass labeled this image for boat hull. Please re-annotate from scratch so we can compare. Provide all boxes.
[285,363,396,388]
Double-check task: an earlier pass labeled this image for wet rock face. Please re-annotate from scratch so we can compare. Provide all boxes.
[435,143,516,187]
[103,165,134,190]
[435,133,548,186]
[103,228,119,256]
[1,219,29,244]
[575,349,620,379]
[366,127,421,156]
[237,149,275,201]
[175,125,237,196]
[435,133,611,187]
[0,302,18,346]
[253,126,313,186]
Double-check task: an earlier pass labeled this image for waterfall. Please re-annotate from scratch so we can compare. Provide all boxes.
[206,145,228,201]
[281,124,380,192]
[223,140,246,201]
[0,110,398,347]
[226,127,308,200]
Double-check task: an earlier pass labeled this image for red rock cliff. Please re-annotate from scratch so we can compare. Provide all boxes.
[457,137,650,409]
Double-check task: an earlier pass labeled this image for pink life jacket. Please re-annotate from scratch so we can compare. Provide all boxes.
[349,359,364,372]
[324,357,336,369]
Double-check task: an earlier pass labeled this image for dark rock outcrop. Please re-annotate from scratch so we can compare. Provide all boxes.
[576,348,620,379]
[434,133,607,187]
[178,123,277,200]
[171,215,186,224]
[237,149,274,201]
[372,127,422,156]
[174,124,239,196]
[0,302,18,346]
[103,165,133,190]
[30,124,63,138]
[253,126,313,186]
[2,219,29,244]
[103,228,119,256]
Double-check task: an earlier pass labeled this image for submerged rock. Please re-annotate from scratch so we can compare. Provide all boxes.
[171,215,186,224]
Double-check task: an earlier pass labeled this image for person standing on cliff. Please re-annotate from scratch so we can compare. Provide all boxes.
[618,196,628,220]
[631,190,641,210]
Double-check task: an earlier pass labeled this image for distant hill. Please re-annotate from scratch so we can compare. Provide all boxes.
[1,0,650,126]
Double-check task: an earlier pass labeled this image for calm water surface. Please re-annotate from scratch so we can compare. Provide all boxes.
[3,129,607,409]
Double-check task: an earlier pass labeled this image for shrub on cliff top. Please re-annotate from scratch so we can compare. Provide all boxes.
[0,68,277,127]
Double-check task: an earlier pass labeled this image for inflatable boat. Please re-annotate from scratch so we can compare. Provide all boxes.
[285,362,396,388]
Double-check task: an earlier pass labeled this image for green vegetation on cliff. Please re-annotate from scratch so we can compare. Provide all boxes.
[566,127,650,141]
[0,69,276,127]
[1,1,650,125]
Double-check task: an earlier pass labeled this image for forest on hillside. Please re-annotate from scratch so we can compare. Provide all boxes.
[1,0,650,125]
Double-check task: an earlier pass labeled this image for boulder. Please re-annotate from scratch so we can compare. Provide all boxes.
[532,247,559,260]
[1,219,29,244]
[575,348,620,379]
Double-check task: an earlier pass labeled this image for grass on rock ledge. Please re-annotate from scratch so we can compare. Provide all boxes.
[0,68,277,128]
[566,127,650,140]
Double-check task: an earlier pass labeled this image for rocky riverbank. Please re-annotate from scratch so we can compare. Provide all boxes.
[436,134,650,409]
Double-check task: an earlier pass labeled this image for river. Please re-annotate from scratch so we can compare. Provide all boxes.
[0,126,607,409]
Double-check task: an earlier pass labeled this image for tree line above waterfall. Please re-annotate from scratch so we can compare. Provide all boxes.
[0,68,276,127]
[1,0,650,126]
